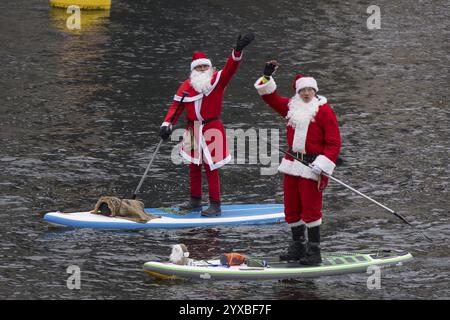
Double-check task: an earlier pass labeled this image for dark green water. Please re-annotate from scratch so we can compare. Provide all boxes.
[0,0,448,299]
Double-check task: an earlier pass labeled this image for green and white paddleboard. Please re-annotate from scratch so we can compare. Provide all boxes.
[143,250,413,280]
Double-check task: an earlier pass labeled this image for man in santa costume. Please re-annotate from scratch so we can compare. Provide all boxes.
[254,61,341,265]
[159,33,255,217]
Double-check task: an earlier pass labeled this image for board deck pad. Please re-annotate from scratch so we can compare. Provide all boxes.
[43,204,285,229]
[143,250,413,280]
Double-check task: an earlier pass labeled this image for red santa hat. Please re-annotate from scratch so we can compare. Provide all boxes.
[293,74,319,93]
[190,52,212,71]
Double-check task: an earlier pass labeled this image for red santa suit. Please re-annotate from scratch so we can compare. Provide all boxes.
[254,74,341,227]
[161,50,242,201]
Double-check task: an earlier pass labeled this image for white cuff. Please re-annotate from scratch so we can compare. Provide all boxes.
[190,58,212,71]
[232,49,242,61]
[304,218,322,228]
[288,220,306,228]
[161,122,172,127]
[312,155,336,176]
[254,76,277,96]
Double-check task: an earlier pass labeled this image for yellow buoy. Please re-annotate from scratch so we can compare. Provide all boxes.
[49,0,111,10]
[49,6,110,32]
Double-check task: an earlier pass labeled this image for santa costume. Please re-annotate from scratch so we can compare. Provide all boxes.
[254,73,341,264]
[160,49,243,215]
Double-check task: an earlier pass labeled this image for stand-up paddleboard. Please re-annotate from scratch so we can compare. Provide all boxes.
[143,250,413,280]
[43,204,285,229]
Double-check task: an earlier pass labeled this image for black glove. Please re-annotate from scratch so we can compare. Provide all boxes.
[263,60,278,78]
[235,32,255,52]
[159,125,172,141]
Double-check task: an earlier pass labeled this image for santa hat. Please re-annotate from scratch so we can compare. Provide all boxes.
[293,74,319,93]
[190,52,212,71]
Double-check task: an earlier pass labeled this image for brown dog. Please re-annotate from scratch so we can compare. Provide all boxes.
[91,196,159,223]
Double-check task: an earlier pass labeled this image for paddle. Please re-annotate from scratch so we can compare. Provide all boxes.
[131,91,189,199]
[265,141,433,242]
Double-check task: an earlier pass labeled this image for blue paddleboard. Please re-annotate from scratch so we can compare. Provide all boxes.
[43,204,285,229]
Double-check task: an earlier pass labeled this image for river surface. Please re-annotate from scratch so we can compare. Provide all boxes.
[0,0,449,299]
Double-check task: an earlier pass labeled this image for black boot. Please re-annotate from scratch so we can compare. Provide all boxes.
[178,196,202,212]
[280,224,307,261]
[201,201,221,217]
[300,226,322,266]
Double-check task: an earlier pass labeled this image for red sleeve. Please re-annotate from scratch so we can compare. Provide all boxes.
[320,105,341,162]
[163,100,185,125]
[162,81,189,125]
[218,49,242,88]
[261,91,290,118]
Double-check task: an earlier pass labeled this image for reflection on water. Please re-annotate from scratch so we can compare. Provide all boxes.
[49,7,111,33]
[0,0,449,299]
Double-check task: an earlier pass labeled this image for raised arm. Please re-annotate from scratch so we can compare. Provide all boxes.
[218,33,255,88]
[254,60,290,117]
[218,49,242,89]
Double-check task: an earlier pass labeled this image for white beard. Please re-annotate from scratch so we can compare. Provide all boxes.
[190,69,214,94]
[286,94,320,153]
[286,94,319,129]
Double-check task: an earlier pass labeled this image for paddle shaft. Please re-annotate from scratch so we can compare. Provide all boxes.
[267,141,433,242]
[131,92,188,199]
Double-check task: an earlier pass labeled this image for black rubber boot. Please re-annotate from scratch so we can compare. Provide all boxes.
[279,224,307,261]
[178,196,202,212]
[201,201,221,217]
[300,226,322,265]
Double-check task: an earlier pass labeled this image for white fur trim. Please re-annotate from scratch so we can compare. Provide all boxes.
[231,49,242,61]
[303,218,322,228]
[208,154,232,170]
[254,76,277,96]
[179,123,231,170]
[161,122,171,127]
[200,132,230,170]
[288,220,306,227]
[180,149,201,165]
[194,98,204,121]
[191,58,212,71]
[312,155,336,176]
[287,96,319,153]
[296,77,318,92]
[317,95,327,105]
[203,70,222,96]
[278,158,319,181]
[174,93,203,102]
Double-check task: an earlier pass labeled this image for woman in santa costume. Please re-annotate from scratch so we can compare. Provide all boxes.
[254,61,341,265]
[159,33,255,217]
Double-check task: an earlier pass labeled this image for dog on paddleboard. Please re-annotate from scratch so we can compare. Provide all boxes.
[91,196,159,223]
[169,244,193,265]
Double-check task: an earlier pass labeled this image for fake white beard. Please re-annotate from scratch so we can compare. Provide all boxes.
[286,94,319,129]
[190,69,214,94]
[286,94,320,153]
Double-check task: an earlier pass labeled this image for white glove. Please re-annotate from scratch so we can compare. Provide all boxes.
[311,164,322,175]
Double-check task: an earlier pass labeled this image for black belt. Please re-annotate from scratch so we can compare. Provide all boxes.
[187,117,220,126]
[287,149,318,164]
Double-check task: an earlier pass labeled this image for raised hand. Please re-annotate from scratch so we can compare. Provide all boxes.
[235,32,255,52]
[263,60,279,78]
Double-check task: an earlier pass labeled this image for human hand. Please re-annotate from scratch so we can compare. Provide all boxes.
[159,124,173,141]
[235,32,255,51]
[263,60,279,77]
